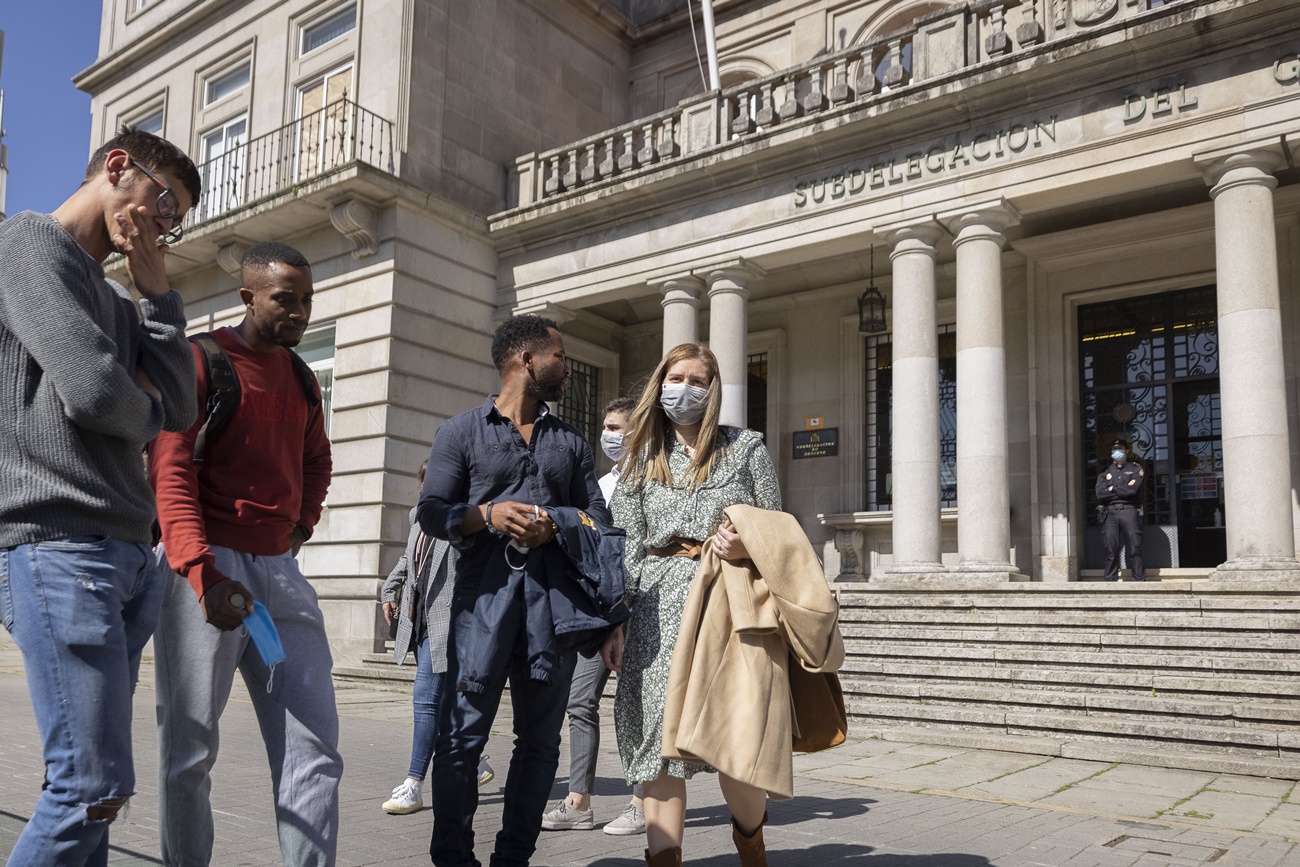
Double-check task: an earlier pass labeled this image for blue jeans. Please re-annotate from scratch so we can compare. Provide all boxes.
[0,537,161,867]
[409,635,445,780]
[429,593,576,867]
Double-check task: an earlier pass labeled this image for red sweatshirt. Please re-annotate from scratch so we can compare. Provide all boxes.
[150,327,332,598]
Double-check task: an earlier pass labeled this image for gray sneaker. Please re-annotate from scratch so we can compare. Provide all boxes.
[541,797,595,831]
[602,800,645,836]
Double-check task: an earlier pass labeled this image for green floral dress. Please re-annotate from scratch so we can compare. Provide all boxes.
[611,427,782,784]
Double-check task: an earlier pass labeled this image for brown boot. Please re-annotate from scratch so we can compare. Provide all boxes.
[731,811,769,867]
[644,846,682,866]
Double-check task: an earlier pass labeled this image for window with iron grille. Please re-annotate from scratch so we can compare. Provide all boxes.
[558,358,600,451]
[865,324,957,510]
[747,352,768,435]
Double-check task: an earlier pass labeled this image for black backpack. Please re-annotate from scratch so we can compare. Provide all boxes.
[190,332,321,465]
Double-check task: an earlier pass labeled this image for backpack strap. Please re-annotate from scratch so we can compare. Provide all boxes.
[287,350,322,413]
[191,333,241,466]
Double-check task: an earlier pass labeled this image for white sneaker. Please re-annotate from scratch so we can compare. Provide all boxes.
[603,800,645,836]
[541,796,595,831]
[382,778,423,815]
[477,757,495,787]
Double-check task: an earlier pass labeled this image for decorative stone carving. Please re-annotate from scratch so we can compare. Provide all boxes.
[328,197,378,259]
[754,83,775,127]
[562,149,579,189]
[777,80,800,122]
[637,123,656,165]
[656,118,677,160]
[1052,0,1068,29]
[829,59,851,104]
[985,5,1012,56]
[544,154,562,195]
[833,529,866,582]
[580,143,597,184]
[731,97,755,137]
[599,136,616,177]
[617,129,637,172]
[215,241,249,278]
[882,40,906,89]
[1017,0,1045,45]
[802,72,827,114]
[1073,0,1117,26]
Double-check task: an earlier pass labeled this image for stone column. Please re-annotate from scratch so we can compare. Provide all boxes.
[882,223,946,577]
[1201,148,1299,577]
[941,201,1023,579]
[658,275,704,355]
[706,260,763,429]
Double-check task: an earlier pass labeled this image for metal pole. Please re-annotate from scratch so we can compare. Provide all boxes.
[699,0,721,90]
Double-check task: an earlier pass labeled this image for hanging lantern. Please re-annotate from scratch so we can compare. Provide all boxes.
[858,245,886,333]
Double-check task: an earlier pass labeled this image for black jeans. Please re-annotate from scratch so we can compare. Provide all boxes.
[429,596,577,867]
[1103,506,1145,581]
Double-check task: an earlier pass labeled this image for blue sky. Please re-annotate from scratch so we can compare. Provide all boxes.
[2,2,102,215]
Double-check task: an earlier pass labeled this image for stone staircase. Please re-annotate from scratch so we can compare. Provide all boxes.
[836,580,1300,777]
[334,580,1300,778]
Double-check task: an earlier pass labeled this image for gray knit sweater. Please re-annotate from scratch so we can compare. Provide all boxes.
[0,211,197,546]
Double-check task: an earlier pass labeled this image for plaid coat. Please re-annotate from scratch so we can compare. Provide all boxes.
[381,507,456,668]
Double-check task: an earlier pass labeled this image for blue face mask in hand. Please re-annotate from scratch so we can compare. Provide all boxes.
[244,601,286,669]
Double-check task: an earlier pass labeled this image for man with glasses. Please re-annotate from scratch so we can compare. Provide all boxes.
[0,124,200,865]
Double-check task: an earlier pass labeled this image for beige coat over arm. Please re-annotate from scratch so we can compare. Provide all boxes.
[660,503,846,800]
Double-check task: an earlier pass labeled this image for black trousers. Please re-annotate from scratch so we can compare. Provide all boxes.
[1103,507,1145,581]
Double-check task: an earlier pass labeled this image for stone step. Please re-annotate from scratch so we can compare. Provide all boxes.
[843,624,1300,653]
[858,725,1300,779]
[842,641,1300,674]
[839,608,1300,630]
[838,593,1300,612]
[839,659,1300,697]
[842,697,1290,751]
[849,680,1300,725]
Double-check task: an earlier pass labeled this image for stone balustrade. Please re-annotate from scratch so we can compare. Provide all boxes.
[507,0,1186,210]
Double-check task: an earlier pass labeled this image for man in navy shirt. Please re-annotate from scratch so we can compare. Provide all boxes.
[419,314,609,867]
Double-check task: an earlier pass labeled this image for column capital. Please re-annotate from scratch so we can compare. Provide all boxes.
[653,274,705,309]
[1201,150,1284,198]
[880,217,944,259]
[702,258,765,297]
[509,300,578,325]
[939,199,1022,245]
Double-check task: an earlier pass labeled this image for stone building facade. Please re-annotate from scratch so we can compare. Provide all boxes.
[75,0,1300,666]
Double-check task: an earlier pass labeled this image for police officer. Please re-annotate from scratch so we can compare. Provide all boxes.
[1095,437,1146,582]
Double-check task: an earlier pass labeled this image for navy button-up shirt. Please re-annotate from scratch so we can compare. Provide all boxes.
[417,395,610,585]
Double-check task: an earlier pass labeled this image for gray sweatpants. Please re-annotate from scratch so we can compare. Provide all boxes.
[154,545,343,867]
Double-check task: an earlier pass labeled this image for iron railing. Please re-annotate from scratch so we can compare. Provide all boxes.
[187,96,395,228]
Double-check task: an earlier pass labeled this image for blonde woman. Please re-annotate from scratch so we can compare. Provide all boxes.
[603,343,781,867]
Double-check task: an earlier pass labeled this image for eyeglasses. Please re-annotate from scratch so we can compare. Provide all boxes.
[129,157,185,245]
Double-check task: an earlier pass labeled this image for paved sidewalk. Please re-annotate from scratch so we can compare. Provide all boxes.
[1,633,1298,866]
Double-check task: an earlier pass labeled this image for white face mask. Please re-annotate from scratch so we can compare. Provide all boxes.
[660,382,709,425]
[600,430,625,462]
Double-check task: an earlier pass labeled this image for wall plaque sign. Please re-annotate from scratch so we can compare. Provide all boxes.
[793,429,838,460]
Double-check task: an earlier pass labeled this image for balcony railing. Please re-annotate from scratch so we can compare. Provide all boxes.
[187,96,395,229]
[509,0,1189,210]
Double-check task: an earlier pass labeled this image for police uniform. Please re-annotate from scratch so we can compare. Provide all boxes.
[1095,455,1146,581]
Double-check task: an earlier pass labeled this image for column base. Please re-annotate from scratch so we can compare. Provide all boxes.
[879,562,947,582]
[1210,558,1300,582]
[955,561,1030,582]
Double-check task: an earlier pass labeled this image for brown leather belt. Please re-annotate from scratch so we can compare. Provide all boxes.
[648,537,704,560]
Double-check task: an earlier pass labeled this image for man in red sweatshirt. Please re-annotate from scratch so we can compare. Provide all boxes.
[149,241,340,867]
